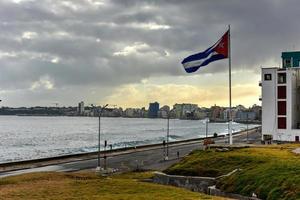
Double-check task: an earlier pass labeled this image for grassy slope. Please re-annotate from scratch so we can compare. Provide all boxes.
[0,171,227,200]
[164,145,300,200]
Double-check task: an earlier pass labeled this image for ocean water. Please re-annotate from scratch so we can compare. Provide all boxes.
[0,116,258,164]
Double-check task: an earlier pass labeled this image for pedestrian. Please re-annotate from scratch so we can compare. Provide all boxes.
[177,151,179,159]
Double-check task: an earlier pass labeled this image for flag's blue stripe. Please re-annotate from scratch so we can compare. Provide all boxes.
[181,45,214,64]
[185,66,201,73]
[183,54,226,73]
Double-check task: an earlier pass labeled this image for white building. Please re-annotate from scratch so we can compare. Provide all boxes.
[261,51,300,142]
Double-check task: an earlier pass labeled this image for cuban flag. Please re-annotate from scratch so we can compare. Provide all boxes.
[182,30,229,73]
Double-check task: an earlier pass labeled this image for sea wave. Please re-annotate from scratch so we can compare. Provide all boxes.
[0,116,259,163]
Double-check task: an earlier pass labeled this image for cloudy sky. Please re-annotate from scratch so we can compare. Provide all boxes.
[0,0,298,108]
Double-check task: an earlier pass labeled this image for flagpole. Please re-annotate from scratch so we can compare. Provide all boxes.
[228,24,233,145]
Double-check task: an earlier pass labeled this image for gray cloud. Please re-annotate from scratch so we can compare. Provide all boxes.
[0,0,299,106]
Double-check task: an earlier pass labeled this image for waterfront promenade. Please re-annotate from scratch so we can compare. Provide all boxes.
[0,127,261,178]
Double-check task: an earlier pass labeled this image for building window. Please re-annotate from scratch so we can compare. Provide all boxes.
[264,74,272,81]
[277,86,286,99]
[278,73,286,84]
[278,101,286,115]
[278,117,286,129]
[283,59,291,68]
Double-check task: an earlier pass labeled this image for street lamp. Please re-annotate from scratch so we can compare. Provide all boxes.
[246,107,250,143]
[205,118,209,138]
[166,112,170,160]
[96,104,109,171]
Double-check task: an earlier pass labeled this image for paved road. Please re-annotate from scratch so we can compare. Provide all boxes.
[0,128,261,178]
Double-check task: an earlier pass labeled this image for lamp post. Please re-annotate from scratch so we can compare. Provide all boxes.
[163,140,166,160]
[205,118,209,138]
[166,112,170,160]
[96,104,108,171]
[246,108,249,143]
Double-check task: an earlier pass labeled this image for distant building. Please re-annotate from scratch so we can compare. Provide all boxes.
[235,110,256,121]
[210,105,223,120]
[260,51,300,142]
[123,108,144,118]
[140,107,147,118]
[160,105,170,112]
[173,103,198,119]
[158,105,170,118]
[123,108,134,118]
[235,104,246,111]
[148,102,159,118]
[192,108,207,119]
[251,104,262,121]
[102,107,123,117]
[78,101,84,115]
[223,108,237,121]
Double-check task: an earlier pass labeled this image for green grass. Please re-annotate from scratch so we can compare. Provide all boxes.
[0,171,228,200]
[164,145,300,200]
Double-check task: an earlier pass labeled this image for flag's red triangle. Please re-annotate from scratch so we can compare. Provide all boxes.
[214,31,229,58]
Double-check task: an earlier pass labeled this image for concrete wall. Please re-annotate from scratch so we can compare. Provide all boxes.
[208,186,261,200]
[153,172,261,200]
[152,172,215,193]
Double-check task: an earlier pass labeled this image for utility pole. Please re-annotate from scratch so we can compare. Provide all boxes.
[247,108,249,143]
[205,118,209,138]
[163,140,166,160]
[166,112,170,160]
[96,104,108,172]
[104,140,107,170]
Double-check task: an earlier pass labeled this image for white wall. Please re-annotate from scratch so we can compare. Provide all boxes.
[278,69,300,141]
[261,68,277,139]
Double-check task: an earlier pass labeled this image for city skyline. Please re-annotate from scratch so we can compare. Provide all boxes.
[1,0,299,107]
[0,101,261,123]
[0,101,260,110]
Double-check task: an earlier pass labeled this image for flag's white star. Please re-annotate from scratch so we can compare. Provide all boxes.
[218,42,224,48]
